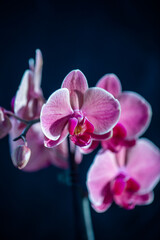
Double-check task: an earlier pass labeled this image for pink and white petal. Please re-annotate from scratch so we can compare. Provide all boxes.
[81,87,121,134]
[118,91,152,139]
[87,150,119,206]
[80,140,99,154]
[96,73,122,98]
[115,147,127,167]
[91,183,113,213]
[14,70,33,115]
[61,69,88,94]
[44,125,69,148]
[126,138,160,194]
[61,70,88,109]
[34,49,43,94]
[134,192,154,206]
[40,88,73,140]
[91,130,113,140]
[114,191,136,209]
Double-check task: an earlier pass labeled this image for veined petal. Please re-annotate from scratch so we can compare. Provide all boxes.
[61,70,88,109]
[126,138,160,194]
[81,87,121,134]
[87,150,119,206]
[96,73,122,98]
[61,69,88,94]
[44,125,68,148]
[40,88,73,140]
[118,91,152,139]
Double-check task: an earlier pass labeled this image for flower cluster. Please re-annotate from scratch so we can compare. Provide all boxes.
[0,50,159,212]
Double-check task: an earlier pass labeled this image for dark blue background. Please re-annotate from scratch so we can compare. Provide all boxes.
[0,1,160,239]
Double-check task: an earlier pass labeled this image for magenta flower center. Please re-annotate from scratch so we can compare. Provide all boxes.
[112,173,140,196]
[68,111,94,147]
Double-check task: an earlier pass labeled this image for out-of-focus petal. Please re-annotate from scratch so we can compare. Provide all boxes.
[40,88,73,140]
[80,140,99,154]
[34,49,43,94]
[134,192,154,206]
[61,70,88,109]
[0,108,12,139]
[14,70,33,115]
[91,183,113,213]
[96,73,122,98]
[87,150,119,206]
[126,138,160,194]
[118,91,152,139]
[81,87,121,134]
[91,130,113,140]
[9,119,68,171]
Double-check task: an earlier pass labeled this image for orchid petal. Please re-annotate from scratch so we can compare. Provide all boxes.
[68,117,78,135]
[44,125,68,148]
[14,70,33,115]
[134,192,154,206]
[91,183,113,213]
[40,88,73,140]
[81,87,121,134]
[87,150,119,206]
[61,70,88,109]
[118,92,152,139]
[80,141,99,154]
[34,49,43,94]
[91,130,112,140]
[96,73,122,98]
[126,138,160,194]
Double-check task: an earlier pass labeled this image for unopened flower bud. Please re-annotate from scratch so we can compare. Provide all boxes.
[11,145,31,169]
[0,107,12,139]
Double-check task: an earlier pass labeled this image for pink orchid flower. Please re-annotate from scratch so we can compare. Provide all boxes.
[87,138,160,212]
[9,50,68,171]
[40,70,121,148]
[96,74,152,152]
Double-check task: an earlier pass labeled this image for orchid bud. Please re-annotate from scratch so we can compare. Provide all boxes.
[11,145,31,169]
[0,107,12,139]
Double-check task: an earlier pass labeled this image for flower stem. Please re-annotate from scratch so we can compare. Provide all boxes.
[67,138,95,240]
[13,119,40,142]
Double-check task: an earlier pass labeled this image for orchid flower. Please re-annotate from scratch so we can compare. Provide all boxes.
[40,70,121,148]
[87,138,160,212]
[9,50,68,171]
[95,74,152,152]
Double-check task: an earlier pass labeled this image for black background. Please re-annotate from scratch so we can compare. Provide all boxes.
[0,1,160,239]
